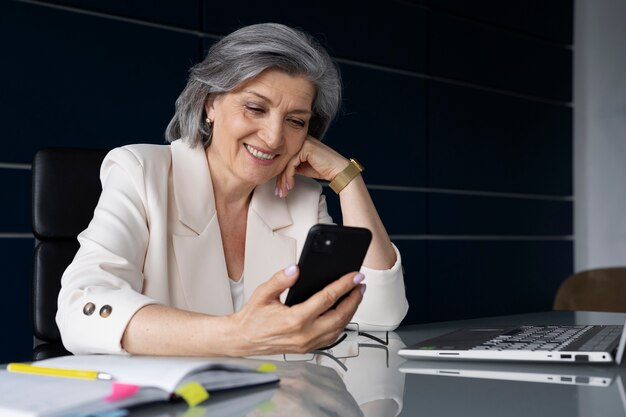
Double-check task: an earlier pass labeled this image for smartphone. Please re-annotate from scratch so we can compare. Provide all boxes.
[284,224,372,307]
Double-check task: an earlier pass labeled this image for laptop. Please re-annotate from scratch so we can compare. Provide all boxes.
[398,319,626,364]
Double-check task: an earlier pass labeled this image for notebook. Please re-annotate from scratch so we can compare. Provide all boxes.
[398,319,626,364]
[0,355,279,417]
[118,384,278,417]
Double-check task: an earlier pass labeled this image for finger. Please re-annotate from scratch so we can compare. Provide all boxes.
[282,156,302,196]
[249,264,299,304]
[276,155,300,198]
[306,287,363,348]
[307,321,349,352]
[281,139,320,195]
[293,271,364,317]
[329,283,364,318]
[293,161,320,179]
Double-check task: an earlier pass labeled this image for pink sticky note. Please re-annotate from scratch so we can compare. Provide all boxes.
[106,382,141,402]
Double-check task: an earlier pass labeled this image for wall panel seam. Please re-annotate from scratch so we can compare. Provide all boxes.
[0,163,31,170]
[12,0,572,107]
[0,168,573,201]
[390,235,574,241]
[400,1,573,48]
[0,233,34,238]
[13,0,206,38]
[332,58,573,107]
[322,183,573,201]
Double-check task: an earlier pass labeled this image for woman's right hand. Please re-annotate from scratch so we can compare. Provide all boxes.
[226,264,365,356]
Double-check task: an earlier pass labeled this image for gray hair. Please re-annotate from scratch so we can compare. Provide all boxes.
[165,23,342,148]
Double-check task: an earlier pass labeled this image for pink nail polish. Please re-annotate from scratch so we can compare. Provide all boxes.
[360,283,367,296]
[353,273,365,284]
[284,264,297,277]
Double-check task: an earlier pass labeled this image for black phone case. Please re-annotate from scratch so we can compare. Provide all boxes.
[284,224,372,307]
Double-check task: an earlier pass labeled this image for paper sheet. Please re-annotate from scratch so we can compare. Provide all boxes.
[0,370,112,417]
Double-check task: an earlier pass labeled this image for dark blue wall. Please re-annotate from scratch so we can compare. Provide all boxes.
[0,0,573,362]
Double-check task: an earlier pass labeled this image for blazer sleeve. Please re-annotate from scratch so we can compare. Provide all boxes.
[354,244,408,331]
[316,192,409,331]
[56,147,159,355]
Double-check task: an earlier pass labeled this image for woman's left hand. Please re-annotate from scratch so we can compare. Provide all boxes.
[275,136,348,198]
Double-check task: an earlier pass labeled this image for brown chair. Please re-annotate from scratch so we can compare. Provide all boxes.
[554,267,626,313]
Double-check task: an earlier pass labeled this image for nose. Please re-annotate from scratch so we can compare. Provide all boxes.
[259,115,284,148]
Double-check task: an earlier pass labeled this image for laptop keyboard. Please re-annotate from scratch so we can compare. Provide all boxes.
[470,325,622,352]
[579,326,623,351]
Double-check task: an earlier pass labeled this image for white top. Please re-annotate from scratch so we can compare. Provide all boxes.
[229,277,245,312]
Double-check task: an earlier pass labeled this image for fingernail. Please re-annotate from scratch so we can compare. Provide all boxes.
[274,186,279,196]
[284,264,297,277]
[286,182,292,191]
[360,283,367,296]
[353,273,365,284]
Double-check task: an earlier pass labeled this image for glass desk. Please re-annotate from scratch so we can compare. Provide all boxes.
[15,311,626,416]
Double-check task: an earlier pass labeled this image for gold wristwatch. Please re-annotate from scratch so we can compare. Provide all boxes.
[329,158,364,194]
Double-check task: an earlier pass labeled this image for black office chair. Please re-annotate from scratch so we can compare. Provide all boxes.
[32,148,109,359]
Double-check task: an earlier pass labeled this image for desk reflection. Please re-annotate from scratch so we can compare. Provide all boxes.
[250,331,406,417]
[247,361,362,417]
[127,331,406,417]
[309,332,406,417]
[398,359,626,417]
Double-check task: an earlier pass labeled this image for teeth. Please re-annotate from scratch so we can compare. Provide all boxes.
[245,144,276,161]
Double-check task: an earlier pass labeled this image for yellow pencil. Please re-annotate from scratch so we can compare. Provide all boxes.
[7,363,113,380]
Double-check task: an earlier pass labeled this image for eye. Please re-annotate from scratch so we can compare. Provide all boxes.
[287,118,306,128]
[244,103,265,114]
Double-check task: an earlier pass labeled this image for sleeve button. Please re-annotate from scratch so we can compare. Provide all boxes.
[99,305,113,318]
[83,302,96,316]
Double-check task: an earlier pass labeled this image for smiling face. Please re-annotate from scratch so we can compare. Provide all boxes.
[205,69,315,190]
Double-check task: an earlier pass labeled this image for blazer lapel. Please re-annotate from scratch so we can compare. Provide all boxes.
[170,140,296,313]
[243,181,296,302]
[170,140,213,234]
[171,141,233,315]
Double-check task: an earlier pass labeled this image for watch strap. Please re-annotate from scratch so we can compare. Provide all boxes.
[329,158,364,194]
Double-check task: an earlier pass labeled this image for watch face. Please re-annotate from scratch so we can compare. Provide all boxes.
[350,159,364,172]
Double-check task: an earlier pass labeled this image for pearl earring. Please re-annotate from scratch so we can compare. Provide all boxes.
[206,117,213,127]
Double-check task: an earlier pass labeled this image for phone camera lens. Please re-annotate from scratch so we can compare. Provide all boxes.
[324,239,332,246]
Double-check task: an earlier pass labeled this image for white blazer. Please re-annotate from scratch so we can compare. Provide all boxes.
[56,140,408,354]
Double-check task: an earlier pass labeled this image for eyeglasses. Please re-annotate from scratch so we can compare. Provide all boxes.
[283,323,390,370]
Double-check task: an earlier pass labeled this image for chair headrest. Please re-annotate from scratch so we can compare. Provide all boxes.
[32,148,109,239]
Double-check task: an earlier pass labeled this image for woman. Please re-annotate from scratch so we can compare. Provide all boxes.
[57,23,408,356]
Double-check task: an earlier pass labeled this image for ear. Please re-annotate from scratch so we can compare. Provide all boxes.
[204,95,216,121]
